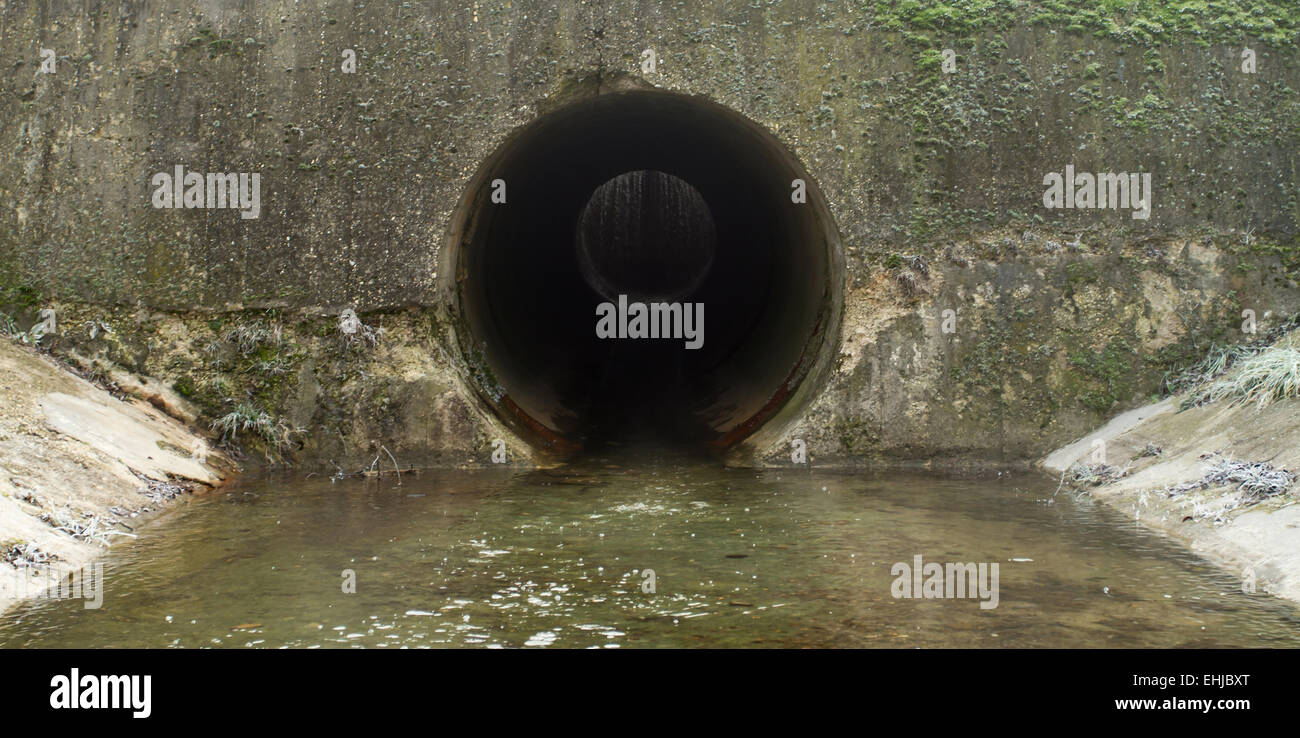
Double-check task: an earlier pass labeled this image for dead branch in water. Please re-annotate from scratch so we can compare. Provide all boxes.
[380,445,401,485]
[329,449,418,482]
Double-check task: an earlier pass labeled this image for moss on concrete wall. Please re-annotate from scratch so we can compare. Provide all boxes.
[1,1,1297,466]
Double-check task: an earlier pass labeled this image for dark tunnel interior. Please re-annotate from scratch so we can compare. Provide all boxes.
[450,89,840,456]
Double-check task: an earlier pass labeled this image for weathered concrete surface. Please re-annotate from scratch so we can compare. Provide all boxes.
[1,2,1298,467]
[1042,397,1176,472]
[0,339,233,613]
[763,237,1300,467]
[41,392,218,482]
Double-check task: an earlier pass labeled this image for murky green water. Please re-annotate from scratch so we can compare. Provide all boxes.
[4,456,1299,648]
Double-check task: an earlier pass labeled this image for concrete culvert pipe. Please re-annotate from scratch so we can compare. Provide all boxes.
[445,88,843,457]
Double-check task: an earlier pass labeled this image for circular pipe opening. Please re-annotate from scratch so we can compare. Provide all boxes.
[445,88,842,457]
[577,170,718,303]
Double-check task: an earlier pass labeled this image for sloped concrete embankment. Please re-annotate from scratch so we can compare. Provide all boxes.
[1042,389,1300,604]
[0,339,232,614]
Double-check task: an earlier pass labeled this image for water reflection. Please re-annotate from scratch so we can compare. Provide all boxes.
[3,457,1298,648]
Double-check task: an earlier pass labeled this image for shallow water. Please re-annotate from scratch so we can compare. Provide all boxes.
[3,455,1299,648]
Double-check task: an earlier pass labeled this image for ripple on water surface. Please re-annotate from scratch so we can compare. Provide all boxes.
[2,460,1299,648]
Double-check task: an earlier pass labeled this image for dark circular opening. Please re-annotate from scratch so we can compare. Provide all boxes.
[446,88,841,457]
[577,170,717,302]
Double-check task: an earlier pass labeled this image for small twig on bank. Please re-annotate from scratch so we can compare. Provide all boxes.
[2,542,61,568]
